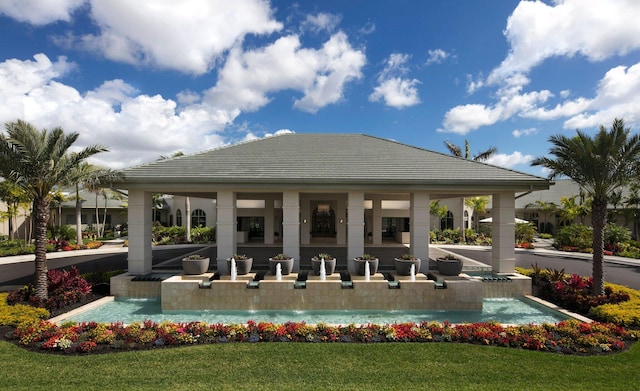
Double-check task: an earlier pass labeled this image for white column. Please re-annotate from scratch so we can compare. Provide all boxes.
[128,190,152,274]
[492,192,516,273]
[264,197,274,244]
[282,191,300,270]
[347,191,365,273]
[372,197,382,245]
[216,191,236,272]
[410,192,430,273]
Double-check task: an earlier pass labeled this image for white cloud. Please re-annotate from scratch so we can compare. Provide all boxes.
[369,78,420,108]
[426,49,450,65]
[512,128,538,138]
[302,12,342,33]
[369,53,421,109]
[488,0,640,86]
[560,89,571,98]
[486,151,534,169]
[0,54,234,169]
[0,0,85,25]
[440,87,551,134]
[59,0,282,75]
[204,32,366,113]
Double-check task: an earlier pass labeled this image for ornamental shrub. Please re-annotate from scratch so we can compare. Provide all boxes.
[0,293,49,327]
[554,224,592,250]
[6,266,92,311]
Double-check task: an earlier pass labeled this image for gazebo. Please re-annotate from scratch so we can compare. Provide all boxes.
[119,133,550,275]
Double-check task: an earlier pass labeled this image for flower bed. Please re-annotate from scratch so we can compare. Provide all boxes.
[4,318,637,355]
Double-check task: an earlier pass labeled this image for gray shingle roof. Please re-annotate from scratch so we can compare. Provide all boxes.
[120,133,549,190]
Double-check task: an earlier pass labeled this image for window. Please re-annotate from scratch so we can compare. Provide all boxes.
[191,209,206,227]
[440,211,454,230]
[176,209,182,227]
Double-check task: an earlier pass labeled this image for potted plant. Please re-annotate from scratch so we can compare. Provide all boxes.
[182,254,210,275]
[311,252,336,276]
[354,254,379,276]
[394,254,421,276]
[226,253,253,275]
[436,253,463,276]
[269,253,294,275]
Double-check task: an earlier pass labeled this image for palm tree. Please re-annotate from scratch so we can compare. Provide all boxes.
[429,200,448,230]
[83,167,124,237]
[444,140,497,237]
[0,120,107,300]
[525,200,557,234]
[532,118,640,296]
[444,139,497,162]
[465,196,489,231]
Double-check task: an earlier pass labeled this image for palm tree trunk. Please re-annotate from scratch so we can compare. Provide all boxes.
[75,184,83,245]
[33,197,50,301]
[591,198,607,296]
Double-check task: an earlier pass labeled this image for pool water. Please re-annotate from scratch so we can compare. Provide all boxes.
[64,297,570,325]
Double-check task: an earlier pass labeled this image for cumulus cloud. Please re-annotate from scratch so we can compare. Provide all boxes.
[57,0,282,75]
[302,12,342,34]
[442,0,640,134]
[426,49,450,65]
[0,54,233,168]
[204,32,366,113]
[369,53,420,109]
[512,128,537,138]
[440,87,551,134]
[486,151,534,169]
[0,0,85,25]
[488,0,640,86]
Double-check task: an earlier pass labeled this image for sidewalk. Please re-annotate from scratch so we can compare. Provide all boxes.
[0,243,204,266]
[434,243,640,268]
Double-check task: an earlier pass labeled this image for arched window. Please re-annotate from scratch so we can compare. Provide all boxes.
[191,209,206,227]
[440,211,454,230]
[176,209,182,227]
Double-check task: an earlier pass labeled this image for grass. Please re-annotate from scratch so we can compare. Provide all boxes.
[1,341,639,390]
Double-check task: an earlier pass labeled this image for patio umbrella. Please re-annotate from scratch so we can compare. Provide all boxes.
[479,217,529,224]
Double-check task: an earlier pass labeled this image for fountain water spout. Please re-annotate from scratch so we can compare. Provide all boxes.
[364,260,370,281]
[276,263,282,281]
[410,263,415,282]
[320,257,326,281]
[230,257,237,281]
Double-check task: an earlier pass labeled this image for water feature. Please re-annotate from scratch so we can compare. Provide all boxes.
[276,263,282,281]
[410,264,416,282]
[63,297,571,325]
[320,258,326,281]
[230,258,237,281]
[364,260,370,281]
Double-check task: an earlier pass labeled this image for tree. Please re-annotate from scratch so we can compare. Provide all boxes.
[0,180,31,239]
[444,140,497,235]
[525,200,557,234]
[0,120,107,300]
[429,200,448,230]
[83,168,123,237]
[444,139,497,162]
[465,196,489,231]
[532,118,640,296]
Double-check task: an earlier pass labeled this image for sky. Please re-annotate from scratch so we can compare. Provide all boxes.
[1,0,640,176]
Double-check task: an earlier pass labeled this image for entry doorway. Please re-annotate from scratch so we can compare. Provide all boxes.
[311,204,336,237]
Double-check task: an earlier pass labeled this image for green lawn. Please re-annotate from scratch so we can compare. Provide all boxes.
[1,340,638,390]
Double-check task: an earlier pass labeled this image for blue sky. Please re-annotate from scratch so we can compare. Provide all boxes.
[1,0,640,175]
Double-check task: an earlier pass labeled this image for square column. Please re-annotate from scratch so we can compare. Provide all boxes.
[216,191,237,272]
[264,197,275,244]
[128,190,152,274]
[410,192,430,273]
[372,197,382,245]
[492,191,516,273]
[282,191,300,269]
[347,191,365,273]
